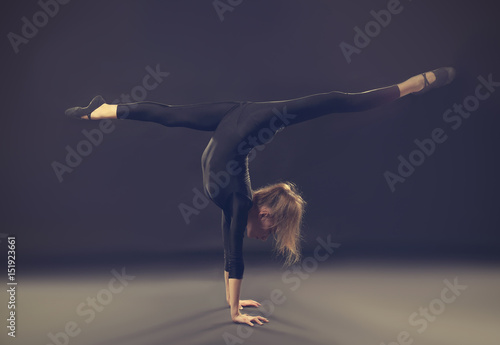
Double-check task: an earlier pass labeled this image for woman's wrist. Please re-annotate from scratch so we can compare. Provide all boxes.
[231,308,241,320]
[230,305,241,318]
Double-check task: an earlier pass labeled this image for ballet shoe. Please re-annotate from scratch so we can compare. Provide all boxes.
[65,95,106,120]
[413,67,456,95]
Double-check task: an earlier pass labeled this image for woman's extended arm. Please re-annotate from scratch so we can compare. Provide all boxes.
[228,278,243,318]
[222,193,269,326]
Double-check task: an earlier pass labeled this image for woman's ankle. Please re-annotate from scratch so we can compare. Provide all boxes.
[398,73,437,97]
[90,104,117,119]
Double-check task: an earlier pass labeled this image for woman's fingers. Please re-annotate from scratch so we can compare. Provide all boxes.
[236,313,269,326]
[251,316,268,325]
[240,300,261,307]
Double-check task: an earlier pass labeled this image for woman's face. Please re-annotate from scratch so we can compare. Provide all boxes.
[246,206,276,241]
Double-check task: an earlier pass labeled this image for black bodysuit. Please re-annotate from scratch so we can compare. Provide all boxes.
[116,85,400,279]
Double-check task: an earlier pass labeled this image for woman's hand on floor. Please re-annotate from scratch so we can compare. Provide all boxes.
[227,299,262,309]
[239,299,261,309]
[232,312,269,326]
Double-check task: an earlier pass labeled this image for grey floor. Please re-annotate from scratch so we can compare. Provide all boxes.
[2,259,499,345]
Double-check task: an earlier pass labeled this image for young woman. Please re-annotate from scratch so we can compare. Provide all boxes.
[65,67,455,326]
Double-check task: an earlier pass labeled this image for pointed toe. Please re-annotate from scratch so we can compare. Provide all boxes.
[64,95,106,120]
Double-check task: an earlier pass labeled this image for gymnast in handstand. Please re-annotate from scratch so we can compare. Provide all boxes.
[65,67,455,326]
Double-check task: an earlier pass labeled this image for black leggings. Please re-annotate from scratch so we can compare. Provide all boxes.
[116,85,400,130]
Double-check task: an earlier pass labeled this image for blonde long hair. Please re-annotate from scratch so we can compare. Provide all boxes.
[252,181,306,266]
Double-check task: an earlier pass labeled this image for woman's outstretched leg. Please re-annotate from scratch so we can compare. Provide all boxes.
[69,99,242,132]
[251,67,455,127]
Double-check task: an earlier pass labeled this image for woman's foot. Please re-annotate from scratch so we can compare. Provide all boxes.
[413,67,456,95]
[397,67,456,97]
[65,96,117,120]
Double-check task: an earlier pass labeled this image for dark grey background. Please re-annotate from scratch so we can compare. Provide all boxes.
[1,0,499,269]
